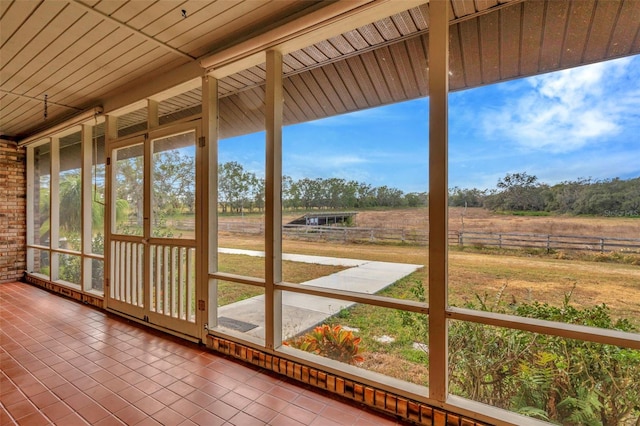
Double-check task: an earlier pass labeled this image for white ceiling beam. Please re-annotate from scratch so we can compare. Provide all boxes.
[203,0,427,77]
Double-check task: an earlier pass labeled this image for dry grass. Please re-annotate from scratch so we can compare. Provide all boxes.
[355,207,639,238]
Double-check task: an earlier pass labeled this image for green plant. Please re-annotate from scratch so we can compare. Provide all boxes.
[286,324,365,364]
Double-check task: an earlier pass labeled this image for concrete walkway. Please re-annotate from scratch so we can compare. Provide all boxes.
[217,248,421,340]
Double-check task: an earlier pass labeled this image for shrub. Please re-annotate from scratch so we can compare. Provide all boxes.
[399,281,640,425]
[286,324,364,364]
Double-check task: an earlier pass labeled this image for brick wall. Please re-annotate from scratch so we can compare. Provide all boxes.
[0,139,27,283]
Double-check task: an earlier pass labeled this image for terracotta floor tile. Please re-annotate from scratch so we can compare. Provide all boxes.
[189,409,226,426]
[228,411,267,426]
[151,406,187,425]
[40,400,73,422]
[243,401,278,423]
[205,399,239,420]
[0,283,404,426]
[270,413,306,426]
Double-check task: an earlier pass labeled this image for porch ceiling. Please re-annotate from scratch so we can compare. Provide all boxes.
[1,0,639,141]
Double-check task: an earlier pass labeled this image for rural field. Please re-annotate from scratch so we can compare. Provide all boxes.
[218,207,640,325]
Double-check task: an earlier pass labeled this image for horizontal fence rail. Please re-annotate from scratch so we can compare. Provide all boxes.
[218,220,640,253]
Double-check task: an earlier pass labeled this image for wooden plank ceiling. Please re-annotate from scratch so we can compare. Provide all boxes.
[1,0,639,141]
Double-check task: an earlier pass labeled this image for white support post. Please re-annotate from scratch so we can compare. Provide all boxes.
[265,49,283,350]
[428,0,449,403]
[50,137,60,281]
[202,75,219,337]
[82,124,93,291]
[26,145,35,272]
[104,115,117,306]
[148,99,159,129]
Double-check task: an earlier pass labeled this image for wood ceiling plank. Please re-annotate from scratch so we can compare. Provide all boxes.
[608,0,640,57]
[301,44,330,63]
[478,11,500,84]
[91,0,125,17]
[47,41,159,105]
[288,49,318,68]
[520,0,544,76]
[125,0,181,30]
[283,54,305,74]
[474,0,498,13]
[67,53,189,107]
[294,68,338,116]
[332,60,369,109]
[458,19,482,87]
[154,0,238,45]
[23,24,135,102]
[282,77,315,121]
[560,0,595,68]
[499,2,522,79]
[220,92,263,133]
[21,24,129,99]
[451,0,477,19]
[316,63,358,112]
[389,41,420,99]
[391,10,418,36]
[359,50,394,104]
[373,16,402,41]
[0,0,40,49]
[357,24,385,46]
[281,88,307,126]
[342,29,370,51]
[285,74,323,119]
[448,23,467,90]
[343,55,381,107]
[173,1,286,57]
[539,0,569,72]
[139,0,210,37]
[308,67,347,115]
[406,35,428,97]
[408,3,429,31]
[0,2,67,66]
[314,39,345,59]
[583,0,620,62]
[324,35,356,55]
[110,1,156,24]
[1,11,103,94]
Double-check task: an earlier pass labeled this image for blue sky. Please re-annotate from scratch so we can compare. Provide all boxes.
[220,54,640,193]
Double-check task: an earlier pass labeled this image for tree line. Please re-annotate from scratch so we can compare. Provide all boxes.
[450,172,640,216]
[219,161,427,213]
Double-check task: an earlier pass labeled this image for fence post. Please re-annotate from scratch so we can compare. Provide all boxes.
[600,238,605,253]
[546,235,551,253]
[458,231,463,246]
[498,233,502,249]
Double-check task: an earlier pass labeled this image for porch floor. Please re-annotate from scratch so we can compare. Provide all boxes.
[0,282,406,425]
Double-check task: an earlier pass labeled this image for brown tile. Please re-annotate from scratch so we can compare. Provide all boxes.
[114,405,148,425]
[169,398,201,418]
[40,400,74,422]
[281,403,317,425]
[76,401,110,424]
[205,399,238,420]
[6,400,38,421]
[15,411,50,426]
[320,404,359,424]
[270,413,306,426]
[227,411,266,426]
[243,401,278,423]
[133,395,165,416]
[151,407,187,425]
[189,409,225,426]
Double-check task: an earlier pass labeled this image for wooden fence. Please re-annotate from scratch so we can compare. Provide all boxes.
[218,221,640,253]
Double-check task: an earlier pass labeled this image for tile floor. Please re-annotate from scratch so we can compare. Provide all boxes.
[0,282,408,425]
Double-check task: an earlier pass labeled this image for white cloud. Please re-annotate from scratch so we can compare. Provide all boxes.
[483,57,639,153]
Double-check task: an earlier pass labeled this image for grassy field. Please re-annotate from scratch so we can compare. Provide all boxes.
[218,207,640,326]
